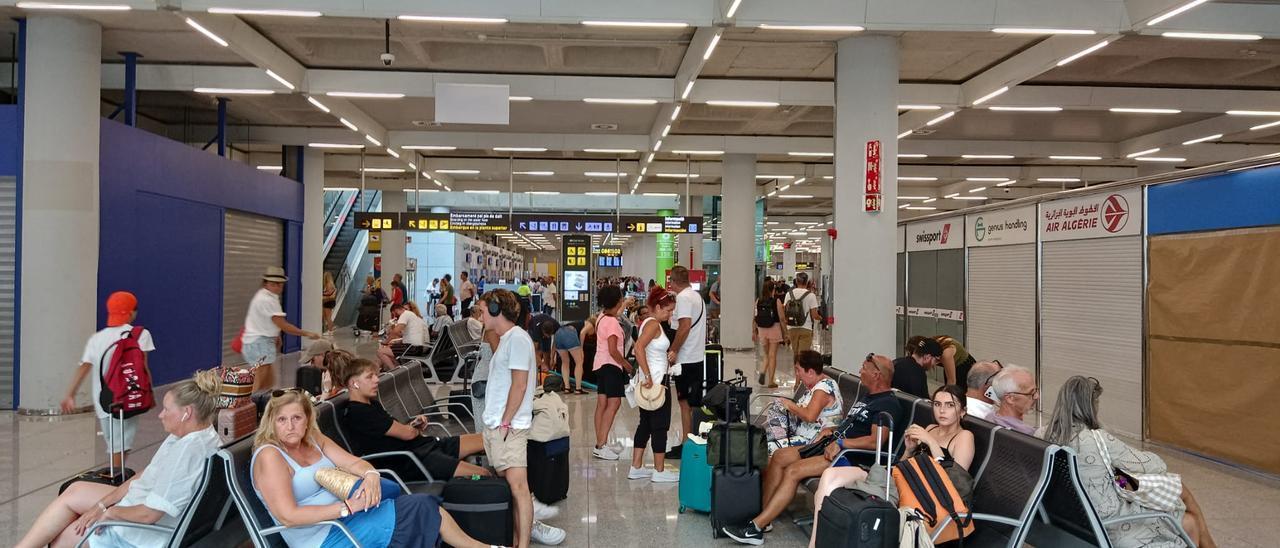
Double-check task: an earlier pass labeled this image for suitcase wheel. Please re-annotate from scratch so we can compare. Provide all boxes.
[679,505,685,513]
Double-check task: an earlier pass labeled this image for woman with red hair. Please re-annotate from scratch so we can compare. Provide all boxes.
[628,286,680,483]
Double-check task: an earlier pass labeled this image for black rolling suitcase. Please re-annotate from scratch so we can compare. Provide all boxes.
[814,412,899,548]
[59,407,136,494]
[296,365,325,399]
[356,295,381,333]
[528,436,570,503]
[709,383,761,538]
[441,475,514,547]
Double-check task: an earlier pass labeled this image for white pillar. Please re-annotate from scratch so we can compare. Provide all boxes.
[819,227,834,295]
[833,35,899,359]
[783,244,797,281]
[686,197,704,270]
[19,16,101,412]
[380,190,407,290]
[720,154,757,350]
[300,148,325,333]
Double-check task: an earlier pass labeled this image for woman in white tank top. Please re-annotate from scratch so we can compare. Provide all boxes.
[628,288,680,483]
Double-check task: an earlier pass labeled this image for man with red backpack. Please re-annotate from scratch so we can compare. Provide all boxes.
[60,291,156,470]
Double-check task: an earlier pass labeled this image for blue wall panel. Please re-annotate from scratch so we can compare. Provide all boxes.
[283,221,302,354]
[0,106,18,176]
[1149,165,1280,235]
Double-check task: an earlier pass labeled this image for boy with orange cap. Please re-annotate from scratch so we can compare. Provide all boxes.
[61,291,155,469]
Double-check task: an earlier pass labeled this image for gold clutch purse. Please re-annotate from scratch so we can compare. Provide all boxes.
[314,467,361,500]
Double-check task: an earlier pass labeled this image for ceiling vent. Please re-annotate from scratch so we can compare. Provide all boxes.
[591,123,619,131]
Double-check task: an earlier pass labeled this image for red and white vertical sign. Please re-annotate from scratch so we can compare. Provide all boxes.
[864,140,882,212]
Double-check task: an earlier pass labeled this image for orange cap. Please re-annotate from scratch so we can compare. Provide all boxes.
[105,291,137,327]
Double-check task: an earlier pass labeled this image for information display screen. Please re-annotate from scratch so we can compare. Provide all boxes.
[561,234,592,322]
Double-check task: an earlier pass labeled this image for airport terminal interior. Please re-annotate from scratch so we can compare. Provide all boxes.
[0,0,1279,547]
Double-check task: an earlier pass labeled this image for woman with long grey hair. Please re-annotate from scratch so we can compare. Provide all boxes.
[1043,376,1216,548]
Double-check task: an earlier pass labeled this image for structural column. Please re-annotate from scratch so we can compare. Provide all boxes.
[783,243,797,281]
[719,154,757,350]
[685,197,704,270]
[19,16,101,413]
[833,35,899,360]
[300,148,325,334]
[379,190,407,295]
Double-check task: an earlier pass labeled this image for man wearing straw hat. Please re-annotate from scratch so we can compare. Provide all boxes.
[242,266,320,391]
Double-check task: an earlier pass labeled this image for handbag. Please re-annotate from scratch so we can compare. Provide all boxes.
[1090,430,1183,513]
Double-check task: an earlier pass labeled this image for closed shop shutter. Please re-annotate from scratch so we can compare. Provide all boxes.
[935,248,965,342]
[223,211,284,363]
[1041,236,1143,438]
[0,177,14,408]
[966,244,1036,376]
[896,251,905,354]
[907,250,937,339]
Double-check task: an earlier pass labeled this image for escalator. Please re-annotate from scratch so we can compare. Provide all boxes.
[322,191,378,278]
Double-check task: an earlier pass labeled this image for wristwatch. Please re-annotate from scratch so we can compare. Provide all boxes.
[339,502,351,518]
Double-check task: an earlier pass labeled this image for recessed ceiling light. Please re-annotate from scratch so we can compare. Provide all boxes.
[437,169,480,174]
[256,165,282,171]
[514,171,555,176]
[705,100,781,108]
[529,191,561,195]
[508,96,533,102]
[755,175,795,179]
[898,105,942,110]
[1147,0,1211,26]
[898,154,928,159]
[1056,40,1110,66]
[966,177,1011,182]
[185,18,228,47]
[778,194,814,199]
[464,189,500,194]
[1227,110,1280,117]
[402,145,457,151]
[1038,178,1081,182]
[583,98,659,105]
[493,147,548,152]
[581,20,689,28]
[899,176,938,181]
[656,173,700,178]
[952,196,989,200]
[671,150,724,155]
[757,24,864,32]
[337,118,358,131]
[972,86,1009,106]
[682,81,696,100]
[995,180,1017,187]
[308,143,364,149]
[306,96,330,113]
[1126,148,1160,158]
[1049,155,1102,160]
[905,206,937,211]
[992,28,1096,35]
[326,91,405,99]
[194,87,274,95]
[1161,31,1262,41]
[988,106,1063,112]
[1135,157,1186,162]
[585,191,619,196]
[962,154,1014,159]
[208,7,322,16]
[788,152,833,157]
[703,32,722,60]
[1250,120,1280,131]
[1182,134,1223,145]
[18,2,130,10]
[397,15,508,23]
[926,111,956,126]
[583,148,638,154]
[386,149,400,159]
[1110,107,1181,114]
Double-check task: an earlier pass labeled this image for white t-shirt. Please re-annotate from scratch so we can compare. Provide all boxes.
[396,310,430,346]
[109,427,221,546]
[80,324,156,418]
[967,396,997,421]
[542,283,557,308]
[466,317,484,341]
[784,289,821,331]
[243,288,286,341]
[482,327,537,430]
[460,279,476,300]
[673,286,707,364]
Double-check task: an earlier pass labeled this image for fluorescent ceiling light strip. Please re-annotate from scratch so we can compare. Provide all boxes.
[583,97,659,105]
[581,20,689,28]
[656,173,699,178]
[1056,40,1110,67]
[778,194,813,199]
[18,1,131,9]
[756,175,795,179]
[386,149,400,159]
[323,187,357,191]
[1181,133,1222,145]
[1161,31,1262,41]
[1038,178,1081,182]
[508,96,533,102]
[1227,110,1280,116]
[705,100,780,108]
[193,87,273,95]
[898,105,941,110]
[1049,155,1102,160]
[653,139,663,150]
[264,69,295,90]
[988,106,1062,112]
[992,28,1096,35]
[644,192,679,197]
[1135,156,1186,162]
[402,145,457,150]
[208,7,322,16]
[726,0,744,17]
[1127,147,1160,158]
[898,196,931,200]
[584,172,627,177]
[1147,0,1211,27]
[972,86,1009,106]
[905,206,937,211]
[464,190,499,194]
[338,118,358,131]
[306,96,330,113]
[898,130,913,139]
[944,193,960,198]
[585,191,619,196]
[793,178,807,185]
[962,154,1014,159]
[529,191,561,195]
[1110,107,1181,114]
[364,135,381,146]
[437,169,479,174]
[185,18,228,47]
[515,171,555,176]
[898,154,928,158]
[408,163,416,170]
[397,15,508,23]
[327,91,405,99]
[308,143,363,149]
[968,186,987,193]
[256,165,282,171]
[670,105,683,121]
[822,176,834,180]
[646,153,656,163]
[778,184,791,191]
[899,176,938,181]
[703,33,722,60]
[995,181,1017,187]
[682,81,695,100]
[493,147,547,152]
[788,152,833,157]
[662,125,671,137]
[1250,120,1280,131]
[899,203,913,210]
[925,111,955,126]
[952,196,989,200]
[583,148,637,154]
[922,198,936,203]
[361,167,404,173]
[757,24,864,32]
[671,150,723,155]
[966,177,1009,182]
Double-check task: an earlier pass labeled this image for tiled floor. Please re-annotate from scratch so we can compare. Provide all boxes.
[3,330,1278,546]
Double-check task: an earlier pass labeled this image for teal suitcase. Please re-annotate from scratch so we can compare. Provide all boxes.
[677,438,712,513]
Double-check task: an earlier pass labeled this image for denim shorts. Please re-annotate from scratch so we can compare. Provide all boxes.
[553,326,581,351]
[242,337,278,366]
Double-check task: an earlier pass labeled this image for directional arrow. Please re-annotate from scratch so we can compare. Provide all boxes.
[626,223,636,232]
[408,220,417,229]
[519,222,527,230]
[575,223,584,231]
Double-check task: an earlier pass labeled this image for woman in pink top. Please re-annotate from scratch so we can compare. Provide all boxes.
[592,285,632,461]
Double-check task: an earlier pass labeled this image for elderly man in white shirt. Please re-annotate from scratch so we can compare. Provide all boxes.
[241,267,320,390]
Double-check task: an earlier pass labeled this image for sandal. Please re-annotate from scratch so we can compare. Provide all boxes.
[574,388,588,395]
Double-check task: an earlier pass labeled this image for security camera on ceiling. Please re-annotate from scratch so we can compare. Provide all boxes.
[380,52,395,66]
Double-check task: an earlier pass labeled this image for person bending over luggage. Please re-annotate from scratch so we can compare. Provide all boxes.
[804,384,975,548]
[338,358,491,481]
[251,389,499,548]
[1042,376,1217,548]
[891,336,943,399]
[761,350,842,447]
[723,354,904,546]
[377,303,432,371]
[19,370,224,548]
[935,334,976,390]
[627,287,679,483]
[538,316,594,395]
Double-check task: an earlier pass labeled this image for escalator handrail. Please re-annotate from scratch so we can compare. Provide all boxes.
[322,192,359,257]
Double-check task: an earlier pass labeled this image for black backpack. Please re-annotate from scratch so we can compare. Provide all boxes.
[754,298,778,328]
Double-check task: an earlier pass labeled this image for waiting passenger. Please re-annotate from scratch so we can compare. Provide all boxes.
[591,285,631,461]
[466,304,485,341]
[543,317,593,395]
[761,350,841,448]
[892,336,943,399]
[752,279,786,388]
[805,385,976,548]
[300,339,344,399]
[1043,376,1217,548]
[935,334,977,390]
[988,364,1038,435]
[376,302,431,371]
[723,354,904,545]
[430,303,455,340]
[628,287,679,482]
[964,361,1002,420]
[19,370,224,548]
[250,389,496,548]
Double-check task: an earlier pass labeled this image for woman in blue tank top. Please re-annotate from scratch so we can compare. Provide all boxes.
[251,389,499,548]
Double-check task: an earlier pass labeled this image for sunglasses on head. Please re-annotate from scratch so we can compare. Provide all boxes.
[271,387,311,399]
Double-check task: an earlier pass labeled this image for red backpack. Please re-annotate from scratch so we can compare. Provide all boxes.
[97,326,156,418]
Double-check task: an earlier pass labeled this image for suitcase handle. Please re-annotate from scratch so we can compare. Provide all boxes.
[874,411,894,500]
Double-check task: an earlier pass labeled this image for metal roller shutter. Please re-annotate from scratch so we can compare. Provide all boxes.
[896,252,906,354]
[223,211,285,363]
[966,244,1036,375]
[0,177,14,408]
[936,248,965,342]
[907,250,937,340]
[1041,236,1143,438]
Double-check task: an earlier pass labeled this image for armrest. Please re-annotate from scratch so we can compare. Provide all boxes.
[1102,511,1195,546]
[421,410,472,433]
[931,512,1025,542]
[421,421,455,437]
[425,402,475,422]
[263,520,362,547]
[375,468,412,493]
[828,448,893,469]
[363,451,436,483]
[76,522,176,548]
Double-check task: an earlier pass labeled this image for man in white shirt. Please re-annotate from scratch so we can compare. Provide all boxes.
[541,277,557,317]
[479,289,565,547]
[783,272,822,352]
[376,303,432,370]
[459,271,477,320]
[666,266,709,457]
[241,267,320,390]
[61,291,156,470]
[965,361,1003,421]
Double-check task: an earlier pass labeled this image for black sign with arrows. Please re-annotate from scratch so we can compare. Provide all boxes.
[354,211,702,234]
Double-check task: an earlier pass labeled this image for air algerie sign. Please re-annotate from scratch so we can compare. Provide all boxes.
[966,205,1035,247]
[1039,188,1142,242]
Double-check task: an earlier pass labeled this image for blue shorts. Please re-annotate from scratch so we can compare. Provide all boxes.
[241,337,278,366]
[553,326,581,351]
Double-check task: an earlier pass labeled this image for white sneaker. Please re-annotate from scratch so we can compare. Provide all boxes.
[627,466,654,480]
[533,498,560,521]
[651,469,680,483]
[592,446,619,460]
[531,520,566,546]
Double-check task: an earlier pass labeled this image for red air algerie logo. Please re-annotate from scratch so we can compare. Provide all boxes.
[940,223,952,244]
[1101,194,1129,233]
